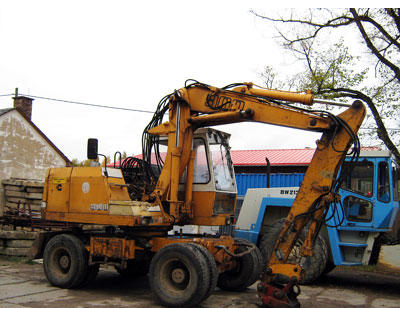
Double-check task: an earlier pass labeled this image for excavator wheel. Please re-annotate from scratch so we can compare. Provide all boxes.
[217,239,262,291]
[186,243,219,300]
[43,234,88,289]
[149,243,210,307]
[259,218,328,284]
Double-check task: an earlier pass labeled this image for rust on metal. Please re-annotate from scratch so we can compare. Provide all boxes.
[90,237,136,260]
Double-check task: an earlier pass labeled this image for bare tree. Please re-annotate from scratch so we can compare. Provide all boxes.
[252,8,400,163]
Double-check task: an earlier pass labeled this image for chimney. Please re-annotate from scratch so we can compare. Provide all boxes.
[13,89,33,120]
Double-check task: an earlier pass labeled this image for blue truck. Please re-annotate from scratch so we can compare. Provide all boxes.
[234,151,400,283]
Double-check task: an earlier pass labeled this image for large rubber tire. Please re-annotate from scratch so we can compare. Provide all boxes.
[234,238,263,288]
[319,236,335,275]
[43,234,88,289]
[217,240,262,291]
[186,242,218,300]
[149,243,210,307]
[259,218,328,285]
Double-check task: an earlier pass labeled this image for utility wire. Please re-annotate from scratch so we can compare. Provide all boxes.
[0,92,155,114]
[0,92,399,130]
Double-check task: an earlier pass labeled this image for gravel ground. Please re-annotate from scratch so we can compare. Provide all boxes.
[0,257,399,308]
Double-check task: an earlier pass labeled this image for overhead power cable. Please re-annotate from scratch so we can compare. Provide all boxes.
[22,94,156,114]
[0,91,399,131]
[0,92,155,114]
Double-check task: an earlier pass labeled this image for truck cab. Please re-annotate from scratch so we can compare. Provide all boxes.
[327,151,400,266]
[235,151,400,282]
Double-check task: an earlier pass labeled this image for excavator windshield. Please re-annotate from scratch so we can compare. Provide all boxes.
[208,132,235,192]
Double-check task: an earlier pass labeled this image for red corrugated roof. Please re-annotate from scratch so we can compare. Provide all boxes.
[231,148,315,166]
[108,147,380,167]
[108,148,315,167]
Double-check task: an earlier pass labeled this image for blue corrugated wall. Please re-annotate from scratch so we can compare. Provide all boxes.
[235,173,305,196]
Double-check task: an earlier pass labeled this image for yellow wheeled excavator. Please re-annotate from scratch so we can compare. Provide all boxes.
[27,80,365,307]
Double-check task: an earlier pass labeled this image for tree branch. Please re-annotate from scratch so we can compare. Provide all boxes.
[350,8,400,82]
[320,87,400,163]
[386,8,400,34]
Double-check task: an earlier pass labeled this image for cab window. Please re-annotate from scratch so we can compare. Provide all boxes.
[193,138,210,184]
[180,138,210,184]
[340,161,374,197]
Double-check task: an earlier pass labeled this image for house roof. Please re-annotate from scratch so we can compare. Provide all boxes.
[0,108,13,116]
[0,107,71,165]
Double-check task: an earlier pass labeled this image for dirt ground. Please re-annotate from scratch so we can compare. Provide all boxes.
[0,256,400,308]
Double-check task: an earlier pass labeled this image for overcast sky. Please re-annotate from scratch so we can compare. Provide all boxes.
[0,1,370,161]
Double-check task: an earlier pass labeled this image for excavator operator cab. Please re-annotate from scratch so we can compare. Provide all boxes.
[177,128,237,225]
[187,128,237,225]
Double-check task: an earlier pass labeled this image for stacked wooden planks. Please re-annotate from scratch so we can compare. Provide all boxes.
[2,178,44,219]
[0,179,43,256]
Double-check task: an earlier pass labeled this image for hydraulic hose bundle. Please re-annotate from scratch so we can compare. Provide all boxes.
[120,157,156,201]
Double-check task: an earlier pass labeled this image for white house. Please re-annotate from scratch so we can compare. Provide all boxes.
[0,96,70,214]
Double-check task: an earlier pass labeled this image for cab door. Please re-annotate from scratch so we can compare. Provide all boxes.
[337,159,375,229]
[337,157,396,230]
[326,157,396,265]
[373,160,395,229]
[325,158,376,265]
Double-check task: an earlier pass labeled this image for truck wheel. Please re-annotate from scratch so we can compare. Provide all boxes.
[149,243,210,307]
[186,243,218,300]
[259,218,327,284]
[217,240,262,291]
[246,241,263,287]
[43,234,88,289]
[319,236,335,275]
[234,238,263,287]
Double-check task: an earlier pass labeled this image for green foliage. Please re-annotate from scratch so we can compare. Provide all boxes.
[297,40,368,96]
[71,158,92,167]
[254,8,400,160]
